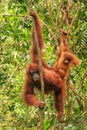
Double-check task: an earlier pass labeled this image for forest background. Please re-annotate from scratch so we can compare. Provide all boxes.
[0,0,87,130]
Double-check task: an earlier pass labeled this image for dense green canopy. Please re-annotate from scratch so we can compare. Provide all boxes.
[0,0,87,130]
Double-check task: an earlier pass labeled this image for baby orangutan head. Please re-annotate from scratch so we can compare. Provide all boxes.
[54,52,80,78]
[63,52,80,67]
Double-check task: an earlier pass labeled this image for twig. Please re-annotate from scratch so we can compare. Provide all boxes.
[42,21,59,45]
[81,68,87,91]
[69,82,83,100]
[69,2,79,30]
[8,65,19,82]
[32,15,45,130]
[0,13,31,18]
[1,65,19,91]
[69,82,84,110]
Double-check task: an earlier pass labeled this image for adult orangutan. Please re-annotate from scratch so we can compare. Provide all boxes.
[22,10,79,118]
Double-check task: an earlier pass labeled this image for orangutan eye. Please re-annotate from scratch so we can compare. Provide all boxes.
[30,69,34,74]
[30,69,38,74]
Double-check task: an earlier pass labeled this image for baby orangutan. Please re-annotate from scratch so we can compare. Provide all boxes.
[54,30,79,117]
[22,10,79,119]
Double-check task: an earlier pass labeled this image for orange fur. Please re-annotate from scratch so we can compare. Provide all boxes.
[22,10,79,119]
[54,30,79,104]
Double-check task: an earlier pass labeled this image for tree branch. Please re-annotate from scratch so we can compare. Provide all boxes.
[32,14,45,130]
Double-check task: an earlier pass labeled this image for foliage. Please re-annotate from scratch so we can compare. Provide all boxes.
[0,0,87,130]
